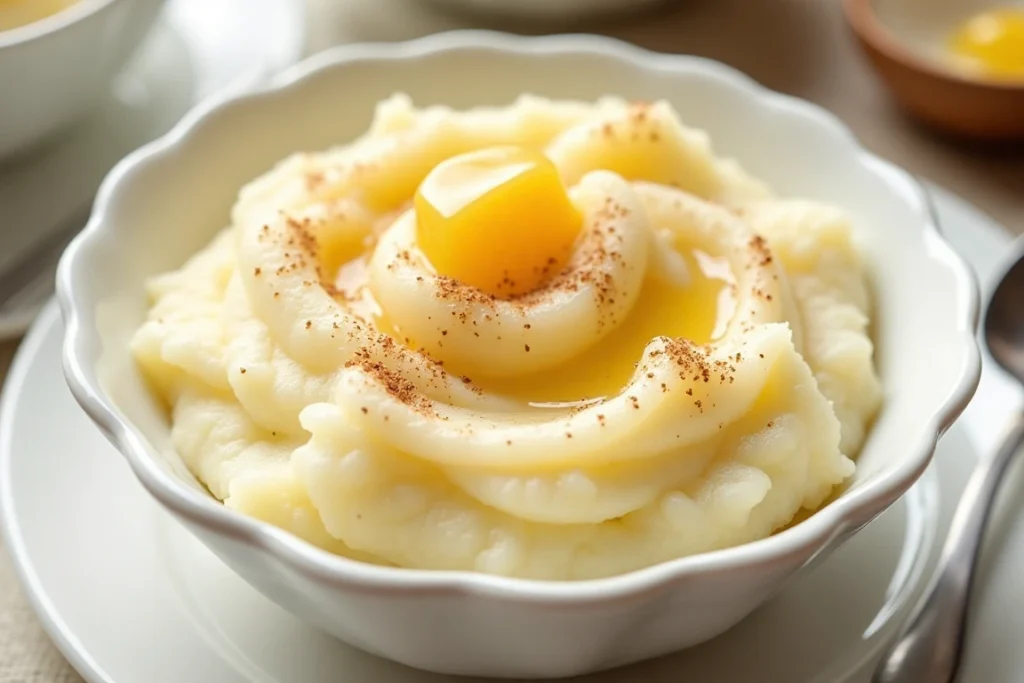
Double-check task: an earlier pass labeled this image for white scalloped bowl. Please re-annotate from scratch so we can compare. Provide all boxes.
[56,31,980,679]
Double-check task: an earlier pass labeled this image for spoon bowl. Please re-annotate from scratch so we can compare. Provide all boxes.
[985,244,1024,384]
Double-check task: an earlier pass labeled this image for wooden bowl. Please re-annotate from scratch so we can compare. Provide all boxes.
[843,0,1024,140]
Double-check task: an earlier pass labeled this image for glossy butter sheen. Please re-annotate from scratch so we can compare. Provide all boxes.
[415,146,582,297]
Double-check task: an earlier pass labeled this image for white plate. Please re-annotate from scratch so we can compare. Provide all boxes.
[0,184,1017,682]
[0,0,305,340]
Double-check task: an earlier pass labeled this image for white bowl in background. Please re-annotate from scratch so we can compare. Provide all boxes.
[57,31,980,679]
[0,0,164,160]
[423,0,669,22]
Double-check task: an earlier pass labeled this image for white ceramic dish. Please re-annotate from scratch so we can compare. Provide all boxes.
[56,32,981,678]
[0,0,165,160]
[7,187,1017,683]
[0,0,306,340]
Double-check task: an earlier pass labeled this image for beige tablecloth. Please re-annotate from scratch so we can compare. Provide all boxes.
[0,0,1021,680]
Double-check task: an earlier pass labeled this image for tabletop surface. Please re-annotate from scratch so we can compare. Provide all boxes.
[0,0,1021,680]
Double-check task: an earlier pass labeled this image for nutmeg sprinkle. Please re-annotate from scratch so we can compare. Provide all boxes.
[229,119,792,454]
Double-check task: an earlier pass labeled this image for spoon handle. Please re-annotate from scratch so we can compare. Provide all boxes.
[873,413,1024,683]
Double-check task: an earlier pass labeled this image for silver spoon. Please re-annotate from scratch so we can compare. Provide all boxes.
[873,238,1024,683]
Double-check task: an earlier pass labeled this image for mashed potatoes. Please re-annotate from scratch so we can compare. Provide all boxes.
[132,95,882,580]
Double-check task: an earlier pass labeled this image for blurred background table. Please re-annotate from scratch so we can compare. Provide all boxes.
[0,0,1020,680]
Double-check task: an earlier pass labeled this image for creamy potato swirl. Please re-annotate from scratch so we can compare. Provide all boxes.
[133,95,882,580]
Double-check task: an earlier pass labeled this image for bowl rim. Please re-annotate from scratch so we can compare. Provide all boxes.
[0,0,123,50]
[56,29,982,603]
[841,0,1024,94]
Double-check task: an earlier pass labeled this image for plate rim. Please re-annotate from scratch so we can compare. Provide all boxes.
[0,301,115,683]
[0,300,950,683]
